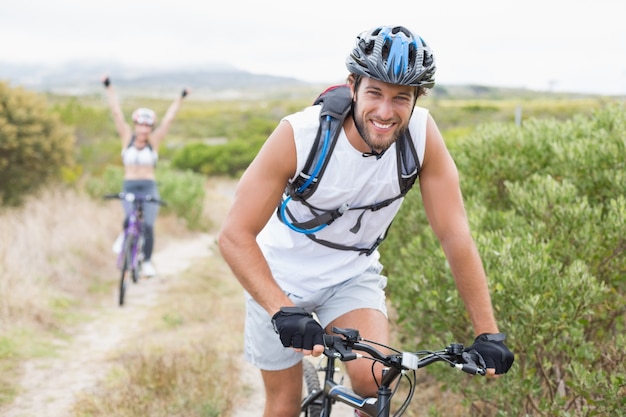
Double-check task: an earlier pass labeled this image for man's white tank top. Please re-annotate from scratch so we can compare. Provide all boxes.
[257,104,428,296]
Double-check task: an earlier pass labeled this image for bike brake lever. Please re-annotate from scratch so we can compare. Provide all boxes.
[460,351,487,375]
[324,335,357,361]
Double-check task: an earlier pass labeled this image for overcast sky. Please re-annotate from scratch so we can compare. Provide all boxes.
[2,0,625,96]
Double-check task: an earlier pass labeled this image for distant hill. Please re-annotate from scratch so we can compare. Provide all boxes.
[0,60,601,101]
[0,60,318,99]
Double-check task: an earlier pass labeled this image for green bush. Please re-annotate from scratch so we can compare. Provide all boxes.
[0,82,75,206]
[382,103,626,416]
[171,138,264,178]
[156,163,207,230]
[170,115,274,178]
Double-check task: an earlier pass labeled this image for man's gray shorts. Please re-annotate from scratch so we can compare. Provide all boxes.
[243,262,388,371]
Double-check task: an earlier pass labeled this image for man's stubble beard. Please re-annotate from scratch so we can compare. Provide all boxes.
[353,110,407,155]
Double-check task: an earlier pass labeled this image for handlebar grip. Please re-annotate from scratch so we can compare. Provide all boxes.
[458,363,486,375]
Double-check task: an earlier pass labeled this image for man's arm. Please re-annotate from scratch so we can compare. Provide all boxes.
[418,114,499,335]
[218,120,326,356]
[218,120,298,316]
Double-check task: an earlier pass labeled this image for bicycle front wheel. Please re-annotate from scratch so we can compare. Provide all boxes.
[119,236,132,306]
[301,359,323,417]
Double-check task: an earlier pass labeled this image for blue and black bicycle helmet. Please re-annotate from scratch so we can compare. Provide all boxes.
[346,25,436,88]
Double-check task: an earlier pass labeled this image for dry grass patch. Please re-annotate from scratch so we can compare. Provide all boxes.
[73,220,245,417]
[0,186,120,326]
[0,186,123,405]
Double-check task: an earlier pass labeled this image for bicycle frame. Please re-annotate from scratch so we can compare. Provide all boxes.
[116,197,145,273]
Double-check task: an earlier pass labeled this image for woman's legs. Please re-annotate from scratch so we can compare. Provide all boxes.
[122,179,159,268]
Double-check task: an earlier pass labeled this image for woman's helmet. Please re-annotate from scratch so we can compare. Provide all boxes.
[346,25,436,88]
[131,108,157,126]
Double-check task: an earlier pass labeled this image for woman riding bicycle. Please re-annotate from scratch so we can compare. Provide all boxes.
[102,75,188,277]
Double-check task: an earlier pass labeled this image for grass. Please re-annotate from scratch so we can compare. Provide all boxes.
[73,258,243,417]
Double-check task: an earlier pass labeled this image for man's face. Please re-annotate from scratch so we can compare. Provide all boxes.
[351,77,416,154]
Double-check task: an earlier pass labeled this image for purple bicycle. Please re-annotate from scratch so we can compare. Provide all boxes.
[104,192,166,306]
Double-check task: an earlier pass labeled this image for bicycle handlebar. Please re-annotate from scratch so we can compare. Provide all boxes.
[323,327,486,377]
[103,192,167,206]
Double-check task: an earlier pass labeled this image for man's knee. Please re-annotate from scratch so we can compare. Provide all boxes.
[348,362,381,398]
[262,365,303,417]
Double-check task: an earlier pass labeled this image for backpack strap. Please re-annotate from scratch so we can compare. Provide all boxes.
[396,128,420,193]
[287,85,352,200]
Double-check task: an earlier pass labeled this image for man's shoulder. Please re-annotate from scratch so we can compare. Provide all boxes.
[412,106,430,118]
[282,104,323,126]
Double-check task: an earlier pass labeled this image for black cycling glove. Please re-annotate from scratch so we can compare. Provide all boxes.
[271,306,324,350]
[103,77,110,88]
[464,333,514,374]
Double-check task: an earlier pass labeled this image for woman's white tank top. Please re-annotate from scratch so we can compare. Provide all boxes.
[122,144,158,166]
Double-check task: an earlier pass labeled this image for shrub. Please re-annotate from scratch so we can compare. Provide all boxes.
[171,138,265,178]
[170,116,276,178]
[0,82,75,206]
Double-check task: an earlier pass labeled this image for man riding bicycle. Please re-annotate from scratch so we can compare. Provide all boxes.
[218,25,514,417]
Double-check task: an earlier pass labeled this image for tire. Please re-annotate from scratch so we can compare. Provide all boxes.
[302,359,323,417]
[119,236,132,306]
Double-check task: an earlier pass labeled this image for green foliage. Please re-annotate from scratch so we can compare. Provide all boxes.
[84,165,124,198]
[382,103,626,415]
[171,138,264,177]
[0,82,75,206]
[452,105,625,213]
[49,96,113,143]
[156,163,207,230]
[171,116,274,177]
